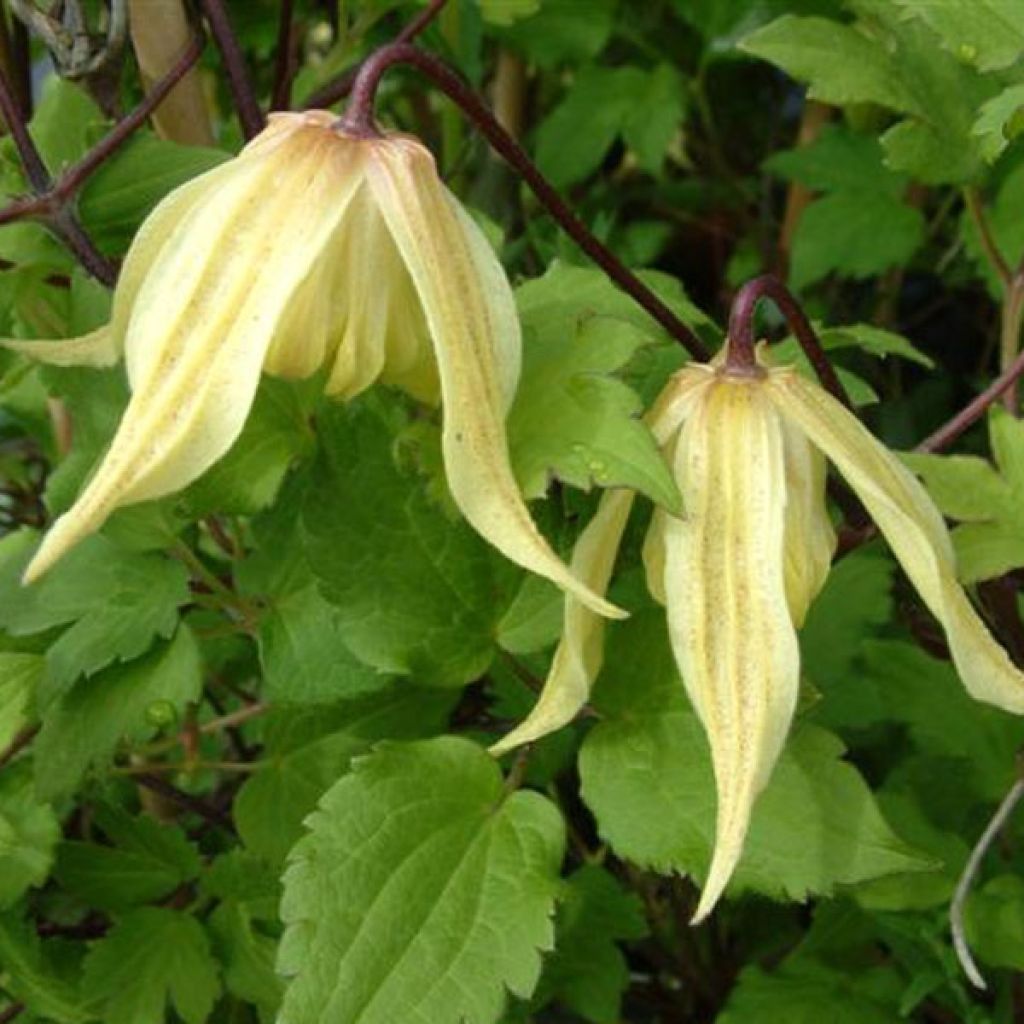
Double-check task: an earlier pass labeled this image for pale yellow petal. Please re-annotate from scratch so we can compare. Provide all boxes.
[364,136,624,619]
[643,366,717,606]
[2,327,117,367]
[490,488,636,755]
[25,131,366,582]
[663,376,799,922]
[769,369,1024,713]
[780,416,836,627]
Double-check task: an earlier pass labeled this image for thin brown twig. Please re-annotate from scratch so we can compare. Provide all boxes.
[339,43,709,360]
[0,724,39,770]
[132,771,235,827]
[197,0,264,139]
[0,1003,24,1023]
[964,186,1011,289]
[917,344,1024,452]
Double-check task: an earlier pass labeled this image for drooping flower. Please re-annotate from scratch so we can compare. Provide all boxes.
[494,345,1024,920]
[4,110,622,618]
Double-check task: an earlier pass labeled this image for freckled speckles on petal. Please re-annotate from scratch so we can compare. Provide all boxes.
[364,137,624,619]
[663,377,799,922]
[770,369,1024,714]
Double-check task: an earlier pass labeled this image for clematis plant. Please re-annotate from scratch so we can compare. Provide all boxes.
[3,110,621,619]
[494,324,1024,922]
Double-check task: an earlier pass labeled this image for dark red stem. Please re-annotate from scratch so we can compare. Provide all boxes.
[0,67,114,285]
[918,345,1024,453]
[727,274,852,406]
[339,43,709,360]
[198,0,264,139]
[270,0,297,110]
[303,0,450,110]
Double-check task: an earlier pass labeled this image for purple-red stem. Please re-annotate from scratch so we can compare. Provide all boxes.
[198,0,264,139]
[0,33,205,229]
[303,0,450,110]
[270,0,297,111]
[0,66,115,284]
[340,43,709,360]
[726,274,853,407]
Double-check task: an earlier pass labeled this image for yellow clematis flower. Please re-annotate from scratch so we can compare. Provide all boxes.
[494,345,1024,921]
[4,110,622,619]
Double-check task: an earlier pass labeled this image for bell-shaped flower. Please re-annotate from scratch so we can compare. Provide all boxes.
[4,110,622,618]
[494,345,1024,920]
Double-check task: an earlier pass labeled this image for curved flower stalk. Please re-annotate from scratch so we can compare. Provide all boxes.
[4,111,623,618]
[495,345,1024,921]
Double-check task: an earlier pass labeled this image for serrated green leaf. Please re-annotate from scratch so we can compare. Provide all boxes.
[579,609,931,902]
[0,530,189,701]
[508,311,681,512]
[81,908,221,1024]
[258,583,392,704]
[892,0,1024,72]
[33,627,202,799]
[201,849,282,922]
[741,15,922,113]
[789,191,925,290]
[0,910,90,1023]
[302,400,519,687]
[535,865,647,1024]
[904,407,1024,582]
[496,573,563,655]
[278,737,565,1024]
[0,761,59,909]
[718,961,903,1023]
[209,901,283,1020]
[78,134,230,252]
[55,806,200,911]
[496,0,616,67]
[0,653,40,750]
[234,686,454,863]
[765,125,906,197]
[622,64,686,175]
[27,78,104,172]
[974,84,1024,163]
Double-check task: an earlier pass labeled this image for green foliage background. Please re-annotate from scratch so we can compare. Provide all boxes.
[1,0,1024,1021]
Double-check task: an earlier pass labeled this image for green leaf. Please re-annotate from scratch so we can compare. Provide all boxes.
[81,908,221,1024]
[741,15,922,113]
[718,961,903,1023]
[0,761,59,909]
[534,66,645,188]
[0,653,40,750]
[789,191,925,290]
[621,64,686,175]
[26,77,104,172]
[302,400,519,687]
[578,608,931,902]
[55,805,200,911]
[180,377,317,518]
[904,406,1024,582]
[33,627,202,799]
[0,530,189,701]
[78,134,230,252]
[973,84,1024,163]
[508,302,681,512]
[477,0,540,27]
[234,686,454,863]
[496,573,563,656]
[536,865,647,1024]
[764,125,907,197]
[799,547,893,729]
[496,0,617,66]
[209,901,283,1020]
[857,639,1024,802]
[965,874,1024,973]
[258,583,392,704]
[0,910,90,1023]
[278,737,565,1024]
[892,0,1024,72]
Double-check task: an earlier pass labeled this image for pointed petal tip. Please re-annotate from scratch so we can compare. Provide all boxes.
[690,844,740,925]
